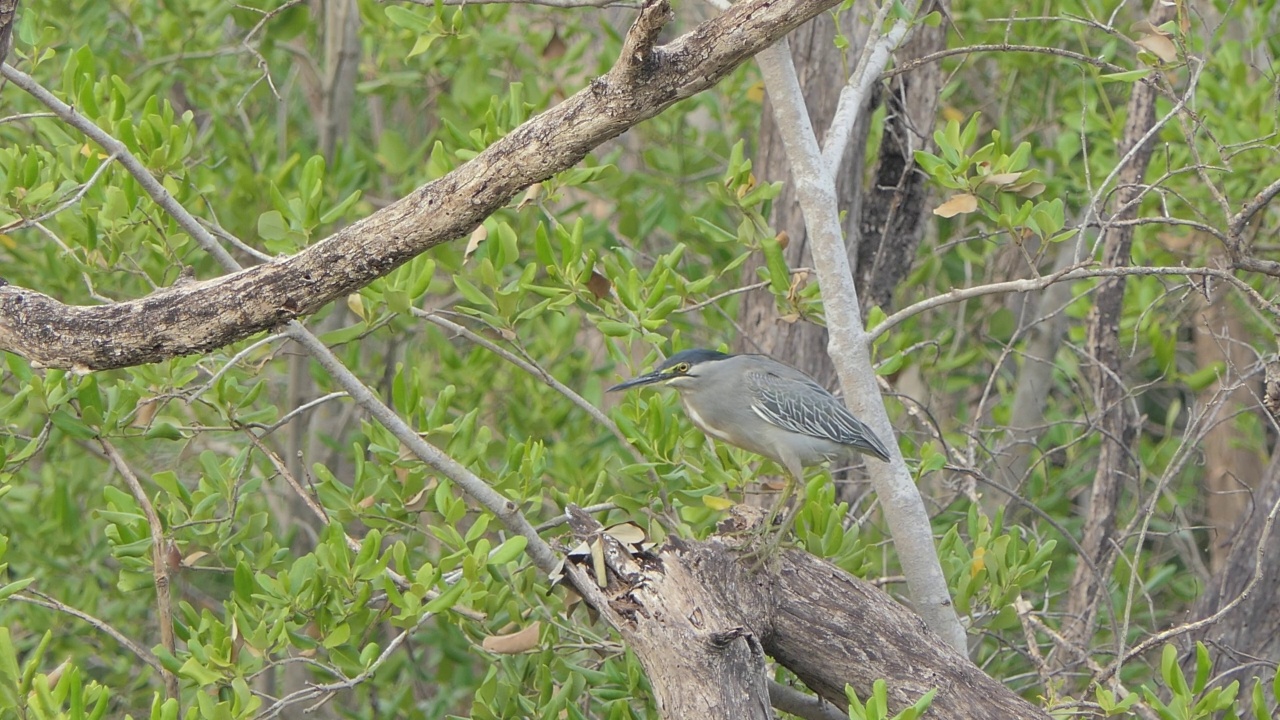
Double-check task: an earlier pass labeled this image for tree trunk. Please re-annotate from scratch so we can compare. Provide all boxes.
[1193,294,1266,572]
[738,9,870,388]
[1185,449,1280,695]
[856,2,946,314]
[1058,3,1172,662]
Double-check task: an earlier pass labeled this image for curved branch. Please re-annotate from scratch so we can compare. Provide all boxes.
[0,0,843,371]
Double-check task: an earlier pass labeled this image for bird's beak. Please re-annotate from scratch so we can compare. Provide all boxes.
[607,370,673,392]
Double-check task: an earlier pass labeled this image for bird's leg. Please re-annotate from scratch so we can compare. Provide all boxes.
[762,473,794,529]
[746,473,801,569]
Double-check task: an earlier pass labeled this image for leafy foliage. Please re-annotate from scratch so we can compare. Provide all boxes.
[1,0,1278,719]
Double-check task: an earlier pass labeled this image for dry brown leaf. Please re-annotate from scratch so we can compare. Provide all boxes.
[980,172,1023,187]
[516,183,543,210]
[542,31,566,60]
[604,522,646,545]
[586,270,612,300]
[131,398,158,428]
[465,224,488,263]
[357,495,377,509]
[775,230,790,250]
[1136,33,1177,63]
[405,486,430,511]
[1013,182,1046,198]
[182,550,209,567]
[933,193,978,217]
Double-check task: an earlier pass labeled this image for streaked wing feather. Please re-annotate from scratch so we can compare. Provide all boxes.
[746,370,891,461]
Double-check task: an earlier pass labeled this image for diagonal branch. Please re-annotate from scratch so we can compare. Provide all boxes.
[0,0,843,371]
[749,0,967,652]
[98,437,179,700]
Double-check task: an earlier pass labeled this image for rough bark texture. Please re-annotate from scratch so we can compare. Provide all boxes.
[564,509,775,720]
[0,0,844,371]
[1059,9,1170,654]
[563,507,1049,720]
[737,9,870,390]
[1185,451,1280,691]
[0,0,16,67]
[855,0,945,314]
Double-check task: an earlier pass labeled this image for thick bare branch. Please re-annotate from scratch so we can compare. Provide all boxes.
[0,0,843,371]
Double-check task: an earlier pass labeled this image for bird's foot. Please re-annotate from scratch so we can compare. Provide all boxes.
[742,502,802,571]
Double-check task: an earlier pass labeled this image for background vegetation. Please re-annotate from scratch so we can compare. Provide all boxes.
[0,0,1278,718]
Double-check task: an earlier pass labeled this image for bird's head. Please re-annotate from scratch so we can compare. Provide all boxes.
[607,349,733,393]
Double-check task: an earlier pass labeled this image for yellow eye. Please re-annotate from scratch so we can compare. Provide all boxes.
[674,362,691,374]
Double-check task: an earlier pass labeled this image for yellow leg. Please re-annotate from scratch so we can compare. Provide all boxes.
[748,473,801,569]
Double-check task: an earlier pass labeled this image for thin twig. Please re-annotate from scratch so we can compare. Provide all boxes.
[98,438,179,700]
[189,331,288,402]
[241,428,487,622]
[415,309,657,484]
[0,153,117,233]
[1096,478,1280,684]
[882,43,1127,79]
[873,263,1280,342]
[11,590,163,675]
[246,391,349,436]
[2,58,561,577]
[254,607,437,719]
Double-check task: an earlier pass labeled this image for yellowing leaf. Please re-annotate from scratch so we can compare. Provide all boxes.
[933,193,978,217]
[182,551,209,567]
[746,81,765,103]
[970,547,987,578]
[346,294,366,320]
[702,495,735,511]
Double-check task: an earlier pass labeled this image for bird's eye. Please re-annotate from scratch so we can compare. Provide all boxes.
[674,362,691,374]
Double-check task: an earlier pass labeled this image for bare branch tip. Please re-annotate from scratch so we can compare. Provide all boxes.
[620,0,673,66]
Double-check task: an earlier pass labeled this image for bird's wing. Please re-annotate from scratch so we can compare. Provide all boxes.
[745,370,892,461]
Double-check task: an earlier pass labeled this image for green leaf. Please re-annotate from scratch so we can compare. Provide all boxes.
[424,578,469,614]
[385,5,435,33]
[323,624,351,649]
[178,657,224,686]
[760,235,791,297]
[1193,641,1211,694]
[488,536,527,565]
[257,210,289,242]
[0,577,34,602]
